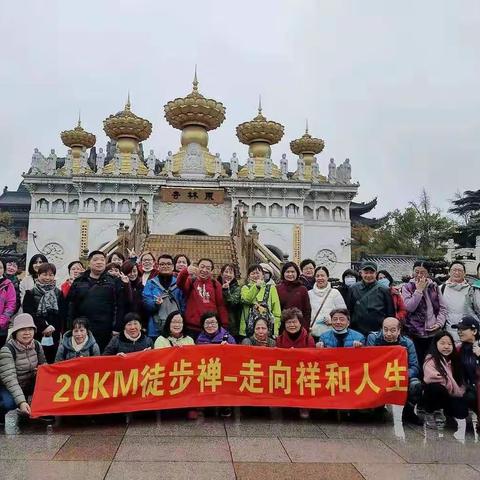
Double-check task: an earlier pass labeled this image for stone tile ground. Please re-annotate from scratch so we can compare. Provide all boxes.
[1,408,480,479]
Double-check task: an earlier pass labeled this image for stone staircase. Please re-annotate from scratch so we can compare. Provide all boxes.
[143,234,238,275]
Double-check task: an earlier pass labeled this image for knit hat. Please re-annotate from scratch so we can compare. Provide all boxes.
[10,313,37,335]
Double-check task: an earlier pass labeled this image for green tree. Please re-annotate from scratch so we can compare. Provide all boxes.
[352,189,456,260]
[449,189,480,247]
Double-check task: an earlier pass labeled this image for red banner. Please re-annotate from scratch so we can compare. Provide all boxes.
[30,345,408,417]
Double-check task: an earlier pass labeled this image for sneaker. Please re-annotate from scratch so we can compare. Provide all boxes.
[220,407,232,418]
[434,410,446,429]
[299,408,310,419]
[424,413,436,429]
[187,409,198,420]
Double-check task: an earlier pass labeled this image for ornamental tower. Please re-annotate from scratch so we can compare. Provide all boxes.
[290,121,325,181]
[236,98,284,178]
[102,95,152,175]
[164,69,226,177]
[60,116,96,174]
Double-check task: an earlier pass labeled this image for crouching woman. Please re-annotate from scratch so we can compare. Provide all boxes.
[0,314,46,419]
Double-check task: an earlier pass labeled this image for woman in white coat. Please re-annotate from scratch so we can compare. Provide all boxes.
[308,266,346,338]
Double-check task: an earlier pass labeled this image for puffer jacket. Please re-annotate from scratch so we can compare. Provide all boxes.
[402,279,447,338]
[0,338,46,406]
[103,331,153,355]
[0,277,16,335]
[366,330,419,379]
[54,330,100,361]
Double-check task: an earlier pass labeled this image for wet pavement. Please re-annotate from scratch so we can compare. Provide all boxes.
[1,406,480,479]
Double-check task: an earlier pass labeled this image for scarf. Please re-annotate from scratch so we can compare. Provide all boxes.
[13,338,35,352]
[34,281,59,316]
[72,334,89,352]
[252,334,269,346]
[312,282,331,298]
[124,331,141,342]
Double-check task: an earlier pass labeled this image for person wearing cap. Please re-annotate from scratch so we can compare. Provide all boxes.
[454,316,480,417]
[401,261,447,367]
[346,261,394,336]
[103,313,153,356]
[259,263,275,286]
[367,317,422,424]
[0,314,46,419]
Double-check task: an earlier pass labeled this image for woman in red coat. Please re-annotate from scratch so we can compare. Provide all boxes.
[276,307,315,419]
[276,262,311,330]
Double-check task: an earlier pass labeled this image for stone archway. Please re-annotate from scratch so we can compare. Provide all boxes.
[176,229,208,236]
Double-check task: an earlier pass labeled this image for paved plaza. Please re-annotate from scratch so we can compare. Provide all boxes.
[1,407,480,480]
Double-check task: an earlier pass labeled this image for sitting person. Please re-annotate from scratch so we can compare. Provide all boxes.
[0,314,46,420]
[317,308,364,348]
[454,316,480,418]
[423,331,467,437]
[103,313,153,356]
[196,311,236,345]
[154,311,194,348]
[241,317,276,347]
[275,307,314,419]
[367,316,422,424]
[55,317,100,361]
[276,307,315,349]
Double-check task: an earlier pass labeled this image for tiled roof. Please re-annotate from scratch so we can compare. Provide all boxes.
[143,234,238,276]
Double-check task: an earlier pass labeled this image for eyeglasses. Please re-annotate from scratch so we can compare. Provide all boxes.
[158,262,173,267]
[204,321,218,327]
[142,258,153,263]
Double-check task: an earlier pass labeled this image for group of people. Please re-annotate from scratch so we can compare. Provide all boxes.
[0,251,479,433]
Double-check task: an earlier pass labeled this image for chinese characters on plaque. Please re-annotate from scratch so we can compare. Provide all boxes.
[161,187,224,205]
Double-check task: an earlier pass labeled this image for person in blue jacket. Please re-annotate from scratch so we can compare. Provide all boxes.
[317,308,364,348]
[142,254,186,340]
[367,316,422,424]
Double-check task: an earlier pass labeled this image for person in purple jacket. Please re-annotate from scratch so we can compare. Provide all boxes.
[401,260,447,367]
[196,311,236,345]
[0,259,17,347]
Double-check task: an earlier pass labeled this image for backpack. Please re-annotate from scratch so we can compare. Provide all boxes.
[6,341,41,361]
[153,285,180,333]
[245,284,274,337]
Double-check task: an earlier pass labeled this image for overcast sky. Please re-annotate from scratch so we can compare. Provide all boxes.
[1,0,479,217]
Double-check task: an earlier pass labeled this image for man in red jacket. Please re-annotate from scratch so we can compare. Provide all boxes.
[176,258,228,335]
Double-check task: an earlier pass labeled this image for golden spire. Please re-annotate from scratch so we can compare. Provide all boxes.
[290,122,324,157]
[164,71,225,131]
[236,99,284,146]
[192,65,199,94]
[103,96,152,142]
[305,118,309,135]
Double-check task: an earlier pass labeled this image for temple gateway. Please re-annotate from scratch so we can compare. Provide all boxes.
[22,74,363,278]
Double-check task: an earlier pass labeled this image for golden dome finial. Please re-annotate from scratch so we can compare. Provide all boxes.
[103,97,152,142]
[61,115,96,149]
[290,123,325,156]
[164,74,226,131]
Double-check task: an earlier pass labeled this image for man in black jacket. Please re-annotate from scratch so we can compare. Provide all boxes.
[66,251,125,352]
[347,261,395,336]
